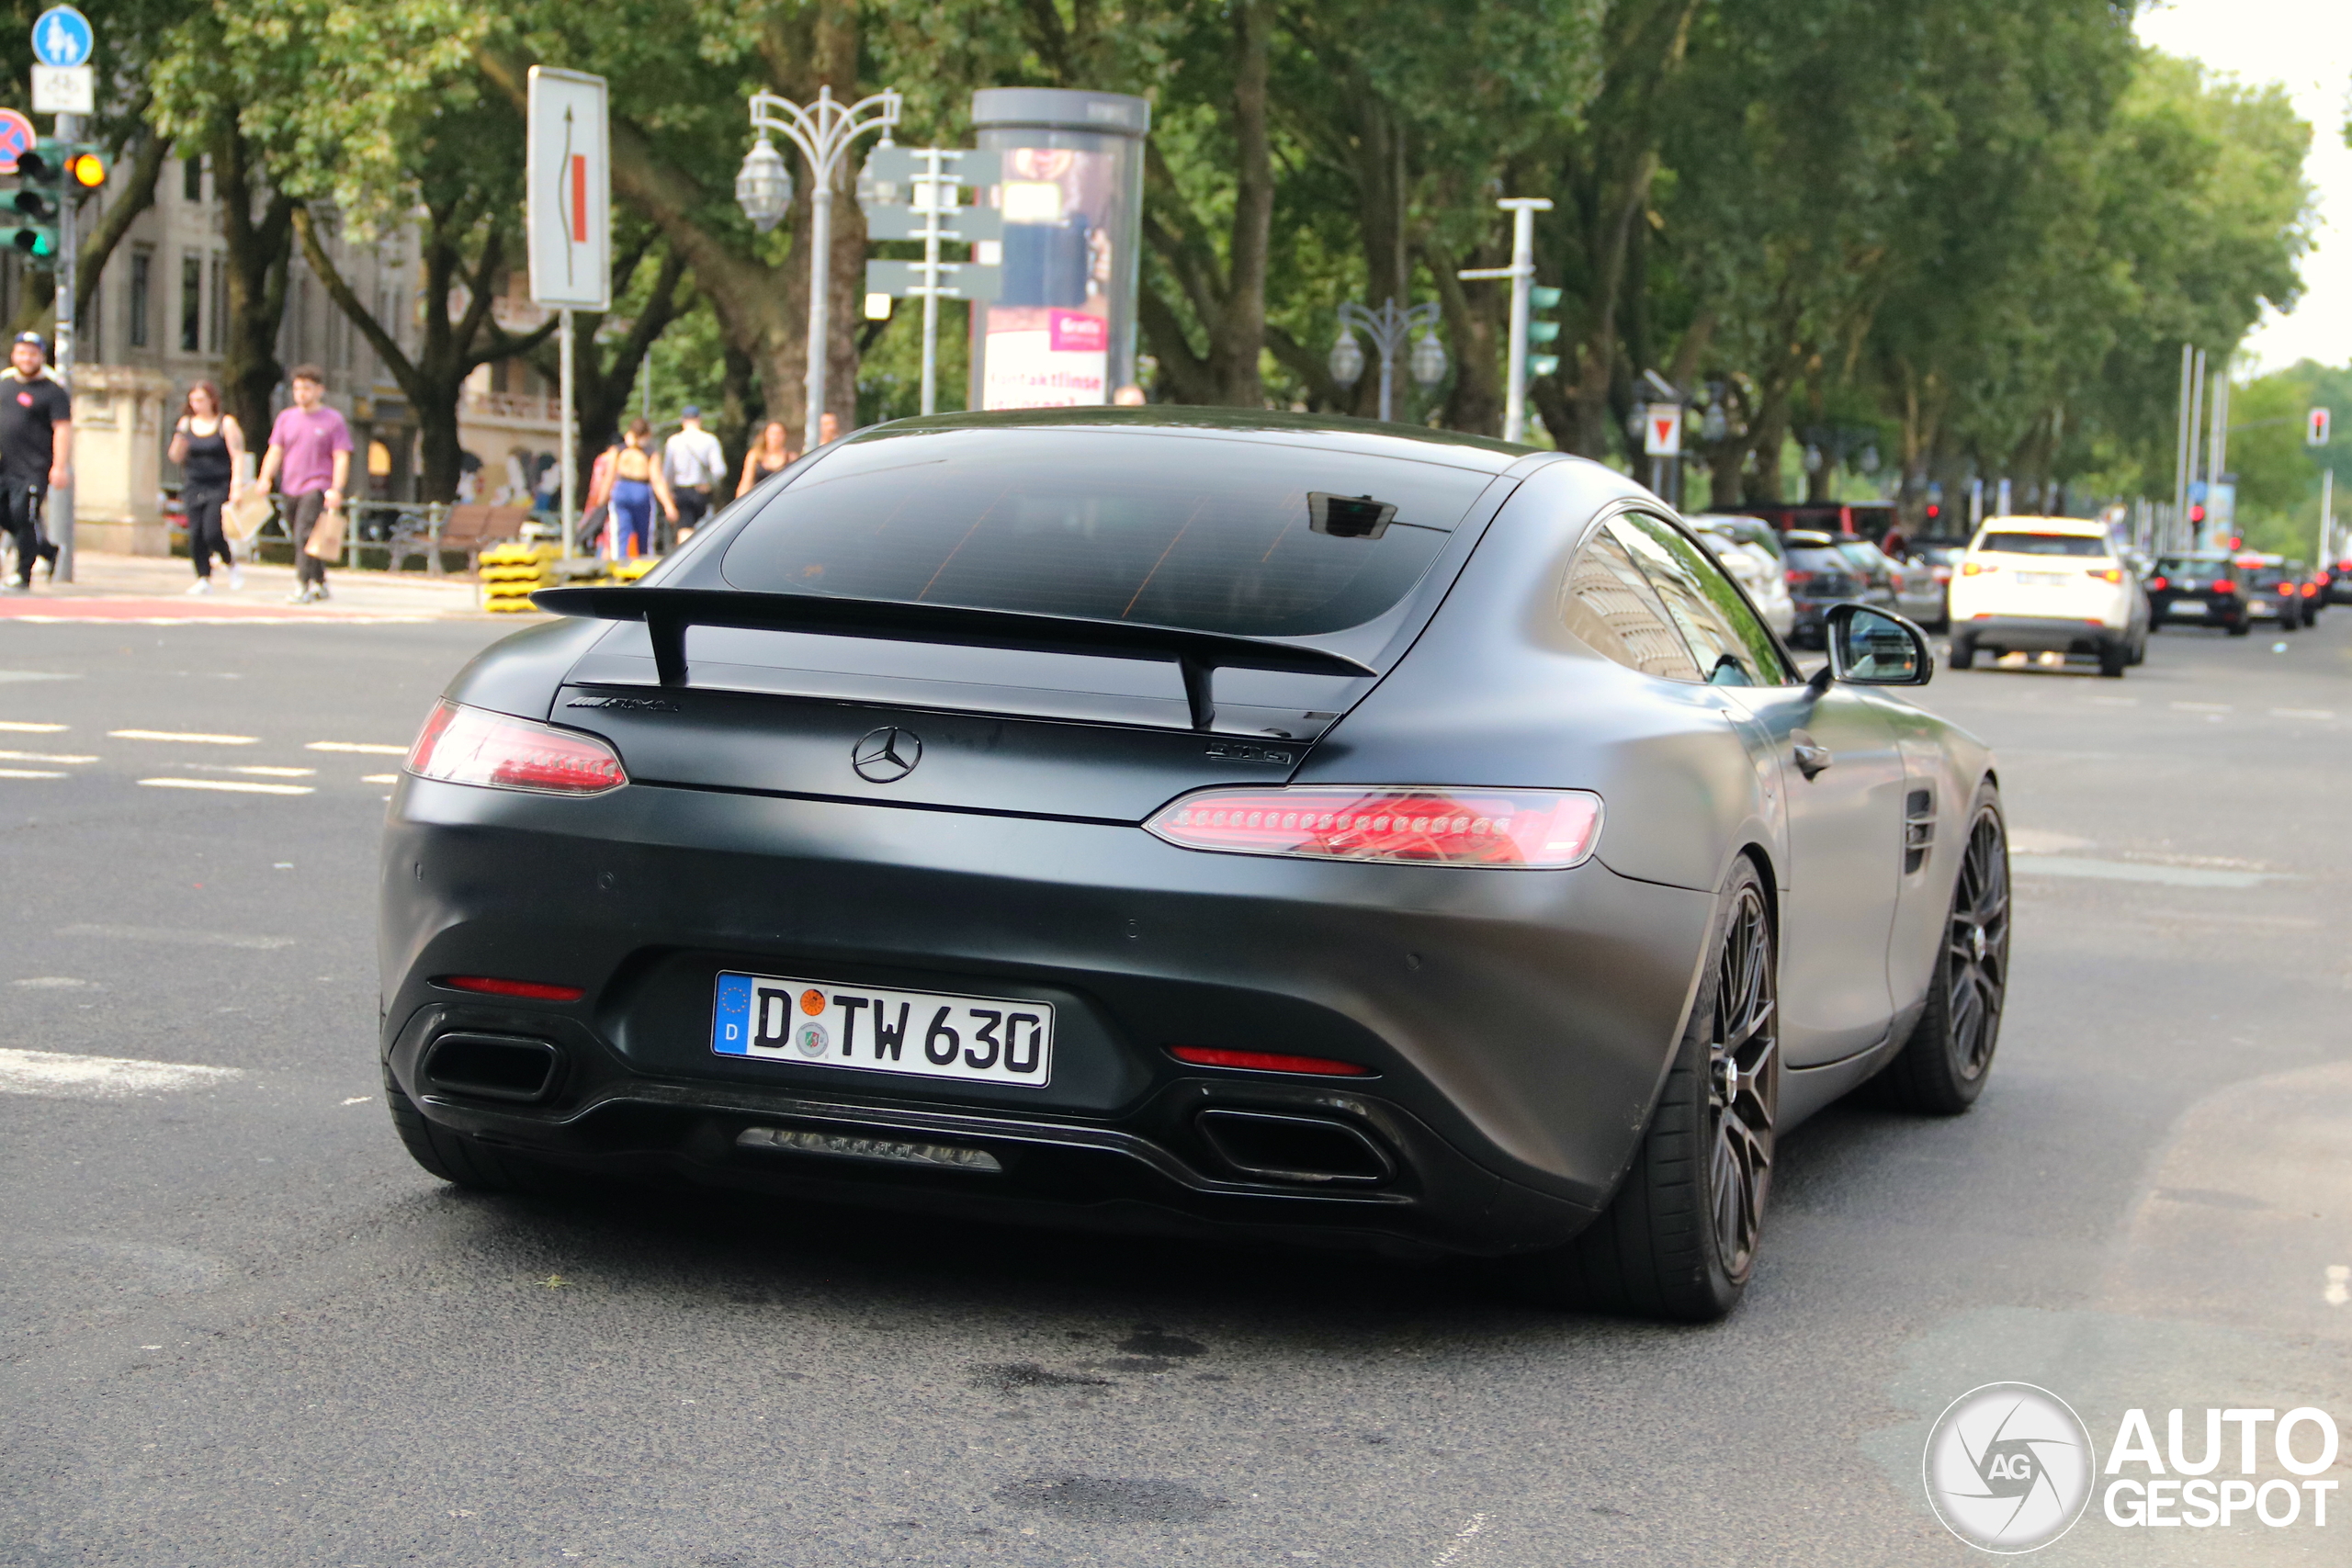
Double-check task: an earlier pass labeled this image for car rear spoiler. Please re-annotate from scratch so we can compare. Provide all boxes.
[531,585,1374,731]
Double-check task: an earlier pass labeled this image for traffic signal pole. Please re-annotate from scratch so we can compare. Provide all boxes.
[1458,197,1553,445]
[50,107,74,581]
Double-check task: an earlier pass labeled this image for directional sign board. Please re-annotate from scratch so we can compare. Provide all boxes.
[525,67,610,310]
[1643,404,1683,457]
[2311,408,2333,447]
[863,145,1000,188]
[31,6,91,68]
[863,204,1002,243]
[866,258,1001,302]
[0,109,35,174]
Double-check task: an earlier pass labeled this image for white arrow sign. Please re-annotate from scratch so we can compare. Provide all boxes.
[526,67,610,310]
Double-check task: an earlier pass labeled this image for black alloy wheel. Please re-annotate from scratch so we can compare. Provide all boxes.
[1524,858,1780,1320]
[1704,879,1780,1281]
[1874,794,2009,1114]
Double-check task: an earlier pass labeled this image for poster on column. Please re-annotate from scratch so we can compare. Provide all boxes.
[978,148,1116,408]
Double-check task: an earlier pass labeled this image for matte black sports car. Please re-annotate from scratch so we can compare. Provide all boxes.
[381,410,2008,1321]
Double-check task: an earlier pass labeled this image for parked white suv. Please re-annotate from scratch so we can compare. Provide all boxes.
[1946,515,2149,677]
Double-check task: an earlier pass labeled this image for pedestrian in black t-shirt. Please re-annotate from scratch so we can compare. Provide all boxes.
[0,332,71,591]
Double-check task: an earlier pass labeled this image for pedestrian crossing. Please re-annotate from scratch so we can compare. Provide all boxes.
[0,718,413,798]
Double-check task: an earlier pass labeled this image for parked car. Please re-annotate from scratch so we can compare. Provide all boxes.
[1690,513,1796,637]
[1782,528,1894,647]
[2240,556,2310,631]
[380,409,2007,1324]
[1901,540,1968,631]
[2329,557,2352,605]
[2147,553,2250,636]
[1731,499,1894,542]
[1948,515,2149,675]
[1839,538,1944,629]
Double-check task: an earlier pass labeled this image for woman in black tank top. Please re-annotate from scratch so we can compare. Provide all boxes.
[167,381,249,592]
[735,420,796,499]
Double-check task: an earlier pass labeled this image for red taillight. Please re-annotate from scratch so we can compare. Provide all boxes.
[2147,576,2167,591]
[2087,568,2122,583]
[1168,1046,1369,1077]
[1962,561,1991,576]
[1784,569,1803,585]
[405,700,628,795]
[1146,787,1603,870]
[439,976,585,1001]
[2214,580,2237,595]
[2303,582,2319,596]
[1930,565,1951,582]
[2279,582,2296,595]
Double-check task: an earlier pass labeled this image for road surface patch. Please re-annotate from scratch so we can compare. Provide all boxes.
[0,1046,241,1100]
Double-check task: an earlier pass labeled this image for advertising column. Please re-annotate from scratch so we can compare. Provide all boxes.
[968,88,1149,411]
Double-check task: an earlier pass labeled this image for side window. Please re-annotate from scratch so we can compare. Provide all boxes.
[1559,526,1702,681]
[1613,513,1794,685]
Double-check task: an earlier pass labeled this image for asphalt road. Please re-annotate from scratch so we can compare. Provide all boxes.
[2,605,2347,1567]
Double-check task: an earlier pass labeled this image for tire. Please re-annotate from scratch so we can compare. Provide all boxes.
[385,1068,576,1196]
[2225,618,2251,637]
[1872,791,2009,1115]
[1517,858,1779,1321]
[1948,637,1975,670]
[2098,641,2127,678]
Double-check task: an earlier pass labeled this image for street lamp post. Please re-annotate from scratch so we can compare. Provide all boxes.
[736,84,902,455]
[1329,299,1446,423]
[1458,197,1554,445]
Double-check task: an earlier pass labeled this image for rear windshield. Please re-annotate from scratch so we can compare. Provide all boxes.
[1977,531,2108,557]
[719,428,1495,637]
[2157,557,2230,583]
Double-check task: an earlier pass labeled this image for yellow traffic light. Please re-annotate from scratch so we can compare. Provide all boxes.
[64,152,103,189]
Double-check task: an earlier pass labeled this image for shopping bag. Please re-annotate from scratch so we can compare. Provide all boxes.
[302,501,347,560]
[221,489,275,544]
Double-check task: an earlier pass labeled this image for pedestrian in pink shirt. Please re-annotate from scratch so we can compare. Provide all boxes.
[254,365,351,604]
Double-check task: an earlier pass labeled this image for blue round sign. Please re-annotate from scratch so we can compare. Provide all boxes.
[32,6,93,70]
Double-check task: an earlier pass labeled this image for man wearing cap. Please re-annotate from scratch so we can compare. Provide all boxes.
[0,332,69,591]
[661,406,726,545]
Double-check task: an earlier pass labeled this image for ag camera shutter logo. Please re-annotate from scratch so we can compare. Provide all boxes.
[1923,1382,2096,1552]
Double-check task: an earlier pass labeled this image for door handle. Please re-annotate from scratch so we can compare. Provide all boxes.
[1791,729,1833,780]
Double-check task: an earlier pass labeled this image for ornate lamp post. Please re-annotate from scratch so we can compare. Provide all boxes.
[736,85,902,453]
[1329,298,1446,423]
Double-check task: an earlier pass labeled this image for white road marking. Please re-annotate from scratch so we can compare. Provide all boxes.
[1430,1513,1491,1567]
[169,764,314,778]
[59,923,298,951]
[12,976,93,988]
[2271,707,2335,720]
[0,720,66,732]
[0,768,64,779]
[305,741,407,755]
[2168,702,2232,713]
[139,777,314,796]
[2327,1265,2348,1307]
[2011,854,2285,889]
[360,773,398,784]
[0,1046,241,1100]
[0,749,94,762]
[341,1096,373,1106]
[110,728,259,745]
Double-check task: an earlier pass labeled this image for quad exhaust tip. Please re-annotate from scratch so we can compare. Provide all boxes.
[422,1032,562,1103]
[1196,1109,1393,1185]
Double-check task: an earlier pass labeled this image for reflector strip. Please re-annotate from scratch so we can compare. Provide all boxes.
[1169,1046,1371,1077]
[737,1125,1002,1171]
[439,976,586,1002]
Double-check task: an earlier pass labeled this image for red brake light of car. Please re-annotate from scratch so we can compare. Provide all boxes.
[2213,579,2237,595]
[1146,787,1603,870]
[440,976,586,1001]
[2086,569,2122,583]
[2278,582,2296,595]
[1168,1045,1370,1077]
[1962,561,1992,576]
[2303,582,2319,596]
[2147,575,2167,591]
[405,700,628,795]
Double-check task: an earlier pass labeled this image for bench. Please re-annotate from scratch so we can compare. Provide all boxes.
[388,503,533,575]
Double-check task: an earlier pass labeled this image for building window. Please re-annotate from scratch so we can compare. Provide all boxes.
[208,251,227,354]
[183,157,202,203]
[180,253,200,353]
[129,247,152,348]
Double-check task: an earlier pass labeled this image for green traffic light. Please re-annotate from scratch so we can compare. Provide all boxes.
[1528,321,1561,344]
[1530,286,1564,311]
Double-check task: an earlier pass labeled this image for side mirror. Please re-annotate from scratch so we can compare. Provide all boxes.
[1825,602,1933,686]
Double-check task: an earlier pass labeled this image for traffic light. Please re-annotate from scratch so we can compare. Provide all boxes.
[6,141,104,267]
[1526,285,1562,378]
[2188,502,2206,527]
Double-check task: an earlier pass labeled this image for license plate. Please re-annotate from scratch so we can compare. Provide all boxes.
[712,971,1054,1087]
[2169,601,2206,616]
[2249,602,2276,617]
[2018,571,2070,587]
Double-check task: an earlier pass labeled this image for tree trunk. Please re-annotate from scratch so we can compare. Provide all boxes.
[1427,236,1503,437]
[214,127,297,446]
[1204,0,1272,407]
[526,243,691,484]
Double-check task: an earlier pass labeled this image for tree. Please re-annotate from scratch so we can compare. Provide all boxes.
[523,231,692,483]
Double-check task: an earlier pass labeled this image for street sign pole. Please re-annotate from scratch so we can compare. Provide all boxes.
[50,106,74,581]
[1458,197,1554,444]
[559,310,576,560]
[919,148,943,416]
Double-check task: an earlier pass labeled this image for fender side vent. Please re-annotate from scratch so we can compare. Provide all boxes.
[1196,1110,1393,1186]
[424,1032,562,1103]
[1904,787,1936,874]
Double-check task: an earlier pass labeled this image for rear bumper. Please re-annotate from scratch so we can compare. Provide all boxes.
[379,777,1719,1257]
[2152,596,2240,624]
[1952,615,2123,653]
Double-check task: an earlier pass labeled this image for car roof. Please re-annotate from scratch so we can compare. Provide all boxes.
[1975,515,2107,536]
[845,406,1533,473]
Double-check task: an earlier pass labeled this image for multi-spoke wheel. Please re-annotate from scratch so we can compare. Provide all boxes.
[1519,857,1780,1321]
[1874,787,2008,1114]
